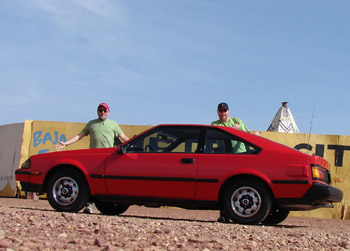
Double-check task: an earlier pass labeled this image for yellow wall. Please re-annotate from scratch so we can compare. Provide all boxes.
[24,120,151,156]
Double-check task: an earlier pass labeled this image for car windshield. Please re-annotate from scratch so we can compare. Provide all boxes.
[126,126,201,153]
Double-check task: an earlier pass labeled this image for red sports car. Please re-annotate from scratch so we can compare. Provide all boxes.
[16,124,343,225]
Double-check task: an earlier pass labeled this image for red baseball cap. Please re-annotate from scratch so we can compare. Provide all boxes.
[98,103,110,110]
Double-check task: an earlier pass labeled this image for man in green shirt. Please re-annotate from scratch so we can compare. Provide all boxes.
[211,102,251,154]
[211,102,258,223]
[55,102,129,213]
[211,102,250,131]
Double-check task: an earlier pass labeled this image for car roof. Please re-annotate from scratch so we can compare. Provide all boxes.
[153,124,304,154]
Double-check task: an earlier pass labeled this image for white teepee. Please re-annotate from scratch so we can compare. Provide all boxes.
[267,102,300,133]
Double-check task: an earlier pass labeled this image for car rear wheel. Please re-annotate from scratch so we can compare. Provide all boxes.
[223,179,272,225]
[262,207,290,225]
[47,169,89,212]
[94,201,129,215]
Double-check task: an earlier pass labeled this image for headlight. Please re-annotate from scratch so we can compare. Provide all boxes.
[21,159,31,169]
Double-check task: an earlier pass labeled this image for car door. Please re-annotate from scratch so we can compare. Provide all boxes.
[104,126,202,199]
[195,127,261,201]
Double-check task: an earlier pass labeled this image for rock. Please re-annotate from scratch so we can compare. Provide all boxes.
[0,239,12,248]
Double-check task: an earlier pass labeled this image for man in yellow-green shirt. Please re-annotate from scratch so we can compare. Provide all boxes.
[56,103,129,150]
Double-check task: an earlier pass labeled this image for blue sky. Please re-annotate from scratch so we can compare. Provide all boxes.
[1,1,349,135]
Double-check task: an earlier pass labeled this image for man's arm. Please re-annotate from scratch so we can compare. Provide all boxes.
[55,133,85,151]
[118,133,129,142]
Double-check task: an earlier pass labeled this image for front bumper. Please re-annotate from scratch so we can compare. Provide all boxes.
[15,169,44,193]
[18,182,43,193]
[276,183,343,210]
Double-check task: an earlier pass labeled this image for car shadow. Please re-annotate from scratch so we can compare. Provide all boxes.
[9,206,306,228]
[118,214,217,224]
[263,224,307,229]
[9,206,55,212]
[118,214,306,228]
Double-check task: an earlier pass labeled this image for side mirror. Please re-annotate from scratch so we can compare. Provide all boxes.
[117,145,127,155]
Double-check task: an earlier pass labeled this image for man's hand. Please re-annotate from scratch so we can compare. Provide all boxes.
[233,123,240,129]
[54,141,66,151]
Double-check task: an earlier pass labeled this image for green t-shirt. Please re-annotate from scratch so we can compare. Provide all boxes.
[81,119,124,148]
[211,117,250,132]
[211,117,249,153]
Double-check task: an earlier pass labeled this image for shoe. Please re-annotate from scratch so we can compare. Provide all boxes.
[217,216,230,223]
[217,211,231,223]
[83,203,94,214]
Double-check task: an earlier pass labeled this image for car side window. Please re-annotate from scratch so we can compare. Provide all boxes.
[127,127,201,153]
[205,128,259,154]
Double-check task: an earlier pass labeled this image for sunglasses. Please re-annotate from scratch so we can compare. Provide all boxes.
[98,109,108,113]
[219,109,228,113]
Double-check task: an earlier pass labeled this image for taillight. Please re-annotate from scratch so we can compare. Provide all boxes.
[311,165,329,183]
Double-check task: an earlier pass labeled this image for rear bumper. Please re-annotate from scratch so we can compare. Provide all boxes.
[276,183,343,210]
[303,182,343,203]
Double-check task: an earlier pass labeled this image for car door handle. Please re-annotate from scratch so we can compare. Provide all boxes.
[181,158,195,164]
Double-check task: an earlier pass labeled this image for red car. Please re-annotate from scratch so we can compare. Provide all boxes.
[16,124,343,225]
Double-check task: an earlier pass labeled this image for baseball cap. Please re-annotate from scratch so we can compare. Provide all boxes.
[98,103,110,110]
[218,102,229,110]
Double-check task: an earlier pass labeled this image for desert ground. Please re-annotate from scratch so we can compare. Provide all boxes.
[0,197,349,250]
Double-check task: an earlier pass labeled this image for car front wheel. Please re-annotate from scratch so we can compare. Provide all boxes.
[47,169,89,212]
[223,179,272,225]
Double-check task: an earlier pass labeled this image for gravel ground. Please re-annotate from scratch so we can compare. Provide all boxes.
[0,198,350,250]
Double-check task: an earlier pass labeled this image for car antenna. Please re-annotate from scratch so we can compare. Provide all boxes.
[307,102,316,155]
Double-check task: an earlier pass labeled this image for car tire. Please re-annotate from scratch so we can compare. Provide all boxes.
[47,169,89,213]
[94,201,129,215]
[223,179,272,225]
[262,207,290,225]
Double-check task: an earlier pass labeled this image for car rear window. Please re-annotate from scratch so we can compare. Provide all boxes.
[205,128,260,154]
